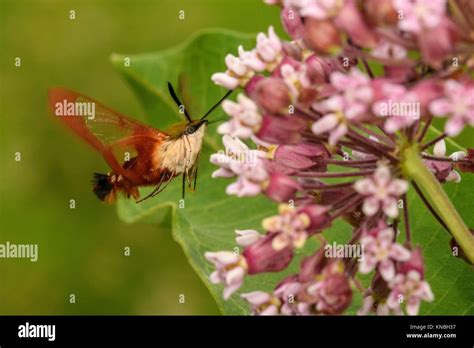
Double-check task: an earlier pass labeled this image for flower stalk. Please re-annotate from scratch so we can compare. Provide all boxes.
[402,145,474,263]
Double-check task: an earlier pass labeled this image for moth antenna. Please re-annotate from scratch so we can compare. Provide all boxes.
[167,82,192,122]
[206,118,226,125]
[200,89,233,121]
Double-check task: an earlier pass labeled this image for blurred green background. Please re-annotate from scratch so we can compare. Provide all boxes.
[0,0,279,314]
[1,0,472,315]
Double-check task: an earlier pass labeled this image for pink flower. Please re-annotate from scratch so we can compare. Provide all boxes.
[311,112,348,146]
[206,0,468,316]
[255,26,283,70]
[371,82,420,133]
[212,26,284,89]
[280,63,311,100]
[211,53,255,89]
[424,140,464,183]
[359,224,412,281]
[205,251,248,299]
[219,94,262,138]
[262,204,312,250]
[241,280,304,315]
[237,45,266,72]
[386,270,434,315]
[273,280,304,315]
[287,0,345,20]
[393,0,447,34]
[354,164,408,218]
[240,291,279,315]
[262,204,329,250]
[429,80,474,136]
[301,261,352,314]
[312,68,373,145]
[371,40,407,60]
[358,272,403,315]
[235,229,262,247]
[326,68,374,119]
[210,135,269,197]
[358,294,403,316]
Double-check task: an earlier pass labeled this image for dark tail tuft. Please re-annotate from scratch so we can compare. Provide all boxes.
[92,173,114,202]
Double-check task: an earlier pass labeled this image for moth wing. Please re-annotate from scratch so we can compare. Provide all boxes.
[48,88,168,182]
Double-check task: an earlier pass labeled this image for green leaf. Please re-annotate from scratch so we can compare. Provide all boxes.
[111,29,473,315]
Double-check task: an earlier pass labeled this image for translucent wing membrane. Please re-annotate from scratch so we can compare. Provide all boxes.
[48,88,168,183]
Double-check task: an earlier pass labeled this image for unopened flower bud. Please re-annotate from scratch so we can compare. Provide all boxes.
[363,0,398,26]
[298,245,329,282]
[334,0,378,48]
[304,56,347,89]
[254,77,293,114]
[269,142,330,175]
[243,232,294,274]
[305,55,331,84]
[281,7,304,39]
[303,18,342,55]
[450,0,474,34]
[411,79,443,115]
[419,19,459,69]
[256,114,306,144]
[244,75,265,97]
[282,41,303,61]
[316,267,352,314]
[264,172,301,202]
[396,247,425,278]
[298,204,331,232]
[371,272,391,300]
[457,149,474,173]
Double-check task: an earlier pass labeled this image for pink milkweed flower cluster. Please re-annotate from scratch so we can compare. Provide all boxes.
[206,0,474,316]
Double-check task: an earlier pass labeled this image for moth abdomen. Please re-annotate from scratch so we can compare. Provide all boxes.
[92,172,138,203]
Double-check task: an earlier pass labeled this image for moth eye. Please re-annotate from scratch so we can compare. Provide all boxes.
[186,126,195,134]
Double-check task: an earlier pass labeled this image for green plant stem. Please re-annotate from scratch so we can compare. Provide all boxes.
[402,146,474,263]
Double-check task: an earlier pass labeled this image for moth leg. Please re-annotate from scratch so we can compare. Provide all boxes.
[136,181,164,203]
[136,173,172,203]
[181,173,186,199]
[189,151,201,192]
[149,174,175,198]
[193,166,198,191]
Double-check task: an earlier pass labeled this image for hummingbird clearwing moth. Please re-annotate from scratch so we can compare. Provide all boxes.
[48,83,232,203]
